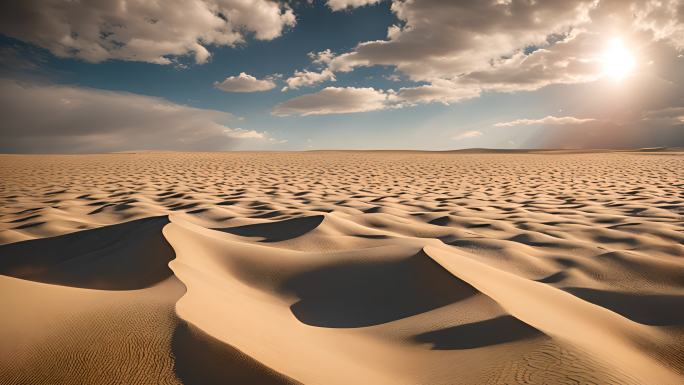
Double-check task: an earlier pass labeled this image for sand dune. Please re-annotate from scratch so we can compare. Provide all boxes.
[0,216,173,289]
[1,151,683,384]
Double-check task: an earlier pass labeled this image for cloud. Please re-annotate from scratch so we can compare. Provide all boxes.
[282,69,336,91]
[214,72,277,92]
[452,131,483,141]
[273,80,481,115]
[0,0,295,65]
[631,0,684,49]
[328,0,598,82]
[327,0,382,11]
[395,81,480,105]
[272,86,391,116]
[313,0,684,111]
[223,128,265,139]
[0,79,268,153]
[308,49,335,65]
[458,30,605,92]
[494,115,597,127]
[274,81,481,116]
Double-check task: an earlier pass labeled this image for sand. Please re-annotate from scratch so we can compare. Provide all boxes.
[0,150,682,384]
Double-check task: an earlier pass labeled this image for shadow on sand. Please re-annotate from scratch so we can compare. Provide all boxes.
[413,315,542,350]
[0,216,173,290]
[284,250,478,328]
[216,215,324,242]
[565,287,684,326]
[171,320,299,385]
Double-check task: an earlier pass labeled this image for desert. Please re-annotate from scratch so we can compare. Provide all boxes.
[2,1,684,383]
[1,150,682,384]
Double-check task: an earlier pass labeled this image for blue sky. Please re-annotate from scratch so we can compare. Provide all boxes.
[1,0,682,152]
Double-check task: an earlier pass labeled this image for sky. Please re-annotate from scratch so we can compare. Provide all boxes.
[0,0,683,153]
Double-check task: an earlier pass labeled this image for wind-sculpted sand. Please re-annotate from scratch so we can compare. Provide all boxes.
[1,151,683,384]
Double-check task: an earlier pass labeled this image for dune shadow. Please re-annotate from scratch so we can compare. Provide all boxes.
[216,215,324,242]
[537,271,568,284]
[171,321,299,385]
[283,250,477,328]
[413,315,541,350]
[428,216,451,226]
[0,216,173,290]
[13,221,47,230]
[565,287,684,326]
[352,234,390,239]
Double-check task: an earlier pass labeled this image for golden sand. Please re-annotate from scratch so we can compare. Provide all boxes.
[1,151,683,384]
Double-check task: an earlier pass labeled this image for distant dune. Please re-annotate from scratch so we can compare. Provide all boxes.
[1,151,683,384]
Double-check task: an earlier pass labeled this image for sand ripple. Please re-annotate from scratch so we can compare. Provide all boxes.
[1,151,682,384]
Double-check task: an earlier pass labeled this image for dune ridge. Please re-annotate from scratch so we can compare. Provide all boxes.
[1,151,683,384]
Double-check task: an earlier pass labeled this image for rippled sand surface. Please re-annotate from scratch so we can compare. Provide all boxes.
[1,151,683,384]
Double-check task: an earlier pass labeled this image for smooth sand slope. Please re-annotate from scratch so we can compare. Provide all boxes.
[0,151,682,384]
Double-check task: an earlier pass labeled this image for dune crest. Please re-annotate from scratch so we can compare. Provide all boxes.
[424,245,681,384]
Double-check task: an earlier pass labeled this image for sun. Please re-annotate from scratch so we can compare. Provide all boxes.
[601,38,636,80]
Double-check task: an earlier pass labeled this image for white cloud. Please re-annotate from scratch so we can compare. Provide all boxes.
[273,80,481,116]
[282,69,336,91]
[272,86,392,116]
[494,115,597,127]
[0,0,296,65]
[223,128,265,139]
[328,0,598,81]
[308,49,335,65]
[327,0,381,11]
[316,0,684,112]
[452,131,483,141]
[395,81,480,106]
[0,79,268,153]
[214,72,277,93]
[274,81,482,116]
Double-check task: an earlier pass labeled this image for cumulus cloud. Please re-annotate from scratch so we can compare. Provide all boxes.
[328,0,598,82]
[327,0,382,11]
[282,69,336,91]
[494,115,597,127]
[0,79,268,153]
[272,86,392,116]
[214,72,277,92]
[0,0,296,65]
[310,0,684,111]
[452,131,483,141]
[308,49,335,65]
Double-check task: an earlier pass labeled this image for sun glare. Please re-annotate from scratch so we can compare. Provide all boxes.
[601,38,636,80]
